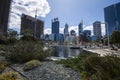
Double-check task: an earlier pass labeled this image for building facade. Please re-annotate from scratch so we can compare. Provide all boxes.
[78,20,83,36]
[93,21,102,40]
[21,14,44,39]
[64,23,69,36]
[52,18,59,34]
[0,0,11,34]
[104,2,120,36]
[83,30,91,36]
[82,30,91,42]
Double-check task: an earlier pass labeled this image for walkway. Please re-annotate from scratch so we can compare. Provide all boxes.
[84,48,120,56]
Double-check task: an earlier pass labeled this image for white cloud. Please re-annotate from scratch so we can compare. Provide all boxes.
[44,28,51,34]
[9,0,51,30]
[59,27,64,34]
[101,24,106,36]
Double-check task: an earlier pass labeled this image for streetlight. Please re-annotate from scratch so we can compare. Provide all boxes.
[101,22,110,48]
[105,22,110,48]
[34,8,37,38]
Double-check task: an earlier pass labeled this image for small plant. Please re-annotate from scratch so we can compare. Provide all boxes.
[23,60,40,71]
[0,71,23,80]
[0,61,7,73]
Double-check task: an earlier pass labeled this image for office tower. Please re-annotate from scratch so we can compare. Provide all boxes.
[78,20,83,36]
[21,14,44,39]
[64,23,69,36]
[83,30,91,36]
[93,21,102,40]
[82,30,91,42]
[104,2,120,36]
[52,18,59,34]
[0,0,11,34]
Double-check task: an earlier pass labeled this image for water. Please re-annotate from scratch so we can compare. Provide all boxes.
[51,45,81,60]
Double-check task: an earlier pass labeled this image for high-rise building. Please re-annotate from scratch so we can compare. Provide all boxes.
[0,0,11,34]
[83,30,91,42]
[104,2,120,36]
[93,21,102,40]
[64,23,69,36]
[52,18,59,34]
[21,14,44,39]
[83,30,91,36]
[78,20,83,36]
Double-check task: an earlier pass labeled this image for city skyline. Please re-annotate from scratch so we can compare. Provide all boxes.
[9,0,120,35]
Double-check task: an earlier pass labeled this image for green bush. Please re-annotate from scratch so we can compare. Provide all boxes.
[20,36,37,42]
[84,55,120,80]
[6,38,18,44]
[6,41,51,63]
[0,61,7,73]
[0,71,23,80]
[23,60,40,71]
[56,52,120,80]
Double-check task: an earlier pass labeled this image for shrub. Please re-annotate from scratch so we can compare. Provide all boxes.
[23,60,40,71]
[20,36,37,42]
[6,38,18,44]
[6,41,51,63]
[56,52,120,80]
[84,55,120,80]
[0,61,7,73]
[0,71,23,80]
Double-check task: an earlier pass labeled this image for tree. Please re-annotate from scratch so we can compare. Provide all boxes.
[8,29,17,38]
[21,29,37,41]
[110,30,120,44]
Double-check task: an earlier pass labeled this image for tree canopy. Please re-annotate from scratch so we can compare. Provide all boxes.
[110,30,120,44]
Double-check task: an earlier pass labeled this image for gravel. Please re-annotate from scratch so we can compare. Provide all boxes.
[10,61,82,80]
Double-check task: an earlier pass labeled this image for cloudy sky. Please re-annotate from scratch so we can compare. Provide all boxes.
[9,0,120,35]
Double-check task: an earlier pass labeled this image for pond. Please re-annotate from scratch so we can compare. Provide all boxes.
[51,45,82,60]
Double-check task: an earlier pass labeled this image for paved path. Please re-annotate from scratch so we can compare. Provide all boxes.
[84,48,120,56]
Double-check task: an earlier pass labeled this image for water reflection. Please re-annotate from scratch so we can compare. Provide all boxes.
[52,45,81,59]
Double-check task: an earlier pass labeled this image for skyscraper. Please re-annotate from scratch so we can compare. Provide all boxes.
[0,0,11,34]
[21,14,44,39]
[64,23,69,36]
[83,30,91,42]
[93,21,102,40]
[83,30,91,36]
[104,2,120,36]
[52,18,59,34]
[78,20,83,36]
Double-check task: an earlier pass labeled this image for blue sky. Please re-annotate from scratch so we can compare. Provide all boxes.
[44,0,120,28]
[10,0,120,35]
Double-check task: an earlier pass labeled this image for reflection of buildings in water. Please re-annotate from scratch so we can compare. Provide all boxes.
[53,45,81,58]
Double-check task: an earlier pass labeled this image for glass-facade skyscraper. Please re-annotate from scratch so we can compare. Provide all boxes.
[52,18,59,34]
[64,23,69,36]
[104,2,120,36]
[78,20,83,36]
